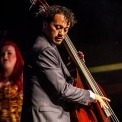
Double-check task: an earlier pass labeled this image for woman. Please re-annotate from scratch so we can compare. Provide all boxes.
[0,41,24,122]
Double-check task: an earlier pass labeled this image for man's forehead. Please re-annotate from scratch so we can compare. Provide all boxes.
[53,14,70,26]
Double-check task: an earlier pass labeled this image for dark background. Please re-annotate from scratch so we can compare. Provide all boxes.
[0,0,122,121]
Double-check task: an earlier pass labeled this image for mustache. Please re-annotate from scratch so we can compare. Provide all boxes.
[55,36,64,40]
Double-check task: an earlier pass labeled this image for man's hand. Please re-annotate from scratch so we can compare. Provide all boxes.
[94,94,111,109]
[77,51,85,62]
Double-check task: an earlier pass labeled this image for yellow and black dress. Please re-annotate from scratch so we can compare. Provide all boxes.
[0,82,23,122]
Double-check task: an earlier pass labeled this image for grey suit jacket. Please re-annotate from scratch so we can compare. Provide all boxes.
[21,35,92,122]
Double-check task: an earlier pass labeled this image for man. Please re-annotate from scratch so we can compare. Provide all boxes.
[21,5,110,122]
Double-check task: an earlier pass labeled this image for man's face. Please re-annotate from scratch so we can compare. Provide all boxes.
[45,14,70,45]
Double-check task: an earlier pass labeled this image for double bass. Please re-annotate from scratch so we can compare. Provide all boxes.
[29,0,120,121]
[63,35,120,122]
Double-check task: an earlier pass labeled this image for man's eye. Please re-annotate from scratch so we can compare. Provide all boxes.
[55,25,61,29]
[64,28,69,32]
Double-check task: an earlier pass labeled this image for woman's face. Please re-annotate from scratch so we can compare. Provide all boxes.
[0,45,17,70]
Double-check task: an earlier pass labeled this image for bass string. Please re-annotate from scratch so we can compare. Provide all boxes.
[81,60,120,121]
[64,35,120,122]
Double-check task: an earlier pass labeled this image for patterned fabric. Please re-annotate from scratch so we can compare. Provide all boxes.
[0,82,23,122]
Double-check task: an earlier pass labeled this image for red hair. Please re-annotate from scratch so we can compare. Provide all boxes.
[0,40,24,90]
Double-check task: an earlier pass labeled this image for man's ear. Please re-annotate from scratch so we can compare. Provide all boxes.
[43,21,48,29]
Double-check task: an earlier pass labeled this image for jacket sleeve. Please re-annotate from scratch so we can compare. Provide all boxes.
[36,47,92,105]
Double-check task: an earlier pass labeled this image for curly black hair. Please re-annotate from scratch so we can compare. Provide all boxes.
[40,5,77,27]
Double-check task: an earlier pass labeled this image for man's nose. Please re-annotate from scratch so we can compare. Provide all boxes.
[59,29,64,35]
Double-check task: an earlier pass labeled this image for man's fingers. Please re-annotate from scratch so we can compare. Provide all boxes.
[100,102,108,109]
[102,96,111,102]
[94,94,111,109]
[77,51,85,62]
